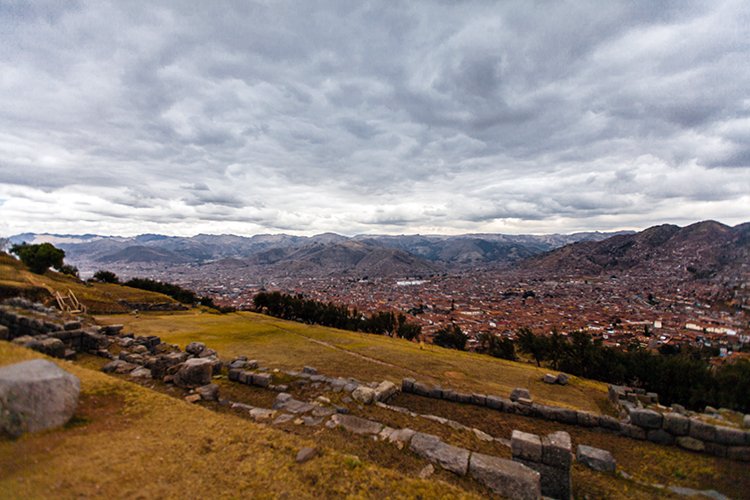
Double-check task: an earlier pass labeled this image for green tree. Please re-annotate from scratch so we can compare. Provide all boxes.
[93,270,119,283]
[10,243,66,274]
[516,327,549,366]
[433,324,467,350]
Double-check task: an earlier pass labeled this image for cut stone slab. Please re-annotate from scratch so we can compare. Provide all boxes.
[577,445,616,472]
[331,414,383,435]
[373,380,398,402]
[174,358,213,388]
[409,432,470,476]
[512,430,543,462]
[352,385,376,404]
[196,383,219,401]
[628,408,663,429]
[690,419,717,442]
[543,374,557,384]
[542,431,572,468]
[510,387,531,402]
[0,359,81,437]
[556,373,569,385]
[663,412,690,436]
[469,452,541,500]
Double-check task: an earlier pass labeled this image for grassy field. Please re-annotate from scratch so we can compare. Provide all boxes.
[0,343,475,499]
[0,253,178,313]
[96,309,609,413]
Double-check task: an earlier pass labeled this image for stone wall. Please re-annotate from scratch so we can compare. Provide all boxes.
[0,300,108,358]
[401,378,750,462]
[511,430,572,500]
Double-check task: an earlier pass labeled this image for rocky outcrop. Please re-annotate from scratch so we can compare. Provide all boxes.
[0,359,80,437]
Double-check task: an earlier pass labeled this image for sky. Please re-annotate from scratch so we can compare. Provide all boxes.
[1,1,749,237]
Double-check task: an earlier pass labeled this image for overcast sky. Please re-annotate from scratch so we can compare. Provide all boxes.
[1,1,749,237]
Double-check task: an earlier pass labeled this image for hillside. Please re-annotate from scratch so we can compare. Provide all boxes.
[0,343,468,499]
[523,221,750,282]
[0,253,180,313]
[95,310,609,413]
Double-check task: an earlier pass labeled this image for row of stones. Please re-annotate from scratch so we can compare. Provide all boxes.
[626,407,750,460]
[401,378,750,462]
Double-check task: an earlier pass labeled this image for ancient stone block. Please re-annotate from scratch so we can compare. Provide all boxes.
[647,429,674,445]
[0,359,80,437]
[510,387,531,402]
[374,380,398,402]
[556,373,569,385]
[542,431,572,469]
[663,412,689,436]
[401,378,415,393]
[620,424,646,440]
[543,373,557,384]
[485,395,508,411]
[689,419,717,442]
[576,411,598,427]
[515,458,571,500]
[714,426,746,446]
[196,383,219,401]
[428,386,443,399]
[412,381,430,396]
[511,430,543,462]
[251,373,272,388]
[174,358,213,388]
[471,393,487,406]
[469,452,541,500]
[598,415,621,432]
[331,414,383,435]
[302,366,317,375]
[410,432,470,476]
[628,408,663,429]
[352,385,376,404]
[577,445,616,472]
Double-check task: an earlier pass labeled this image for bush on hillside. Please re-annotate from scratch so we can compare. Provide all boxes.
[123,277,197,305]
[92,270,120,283]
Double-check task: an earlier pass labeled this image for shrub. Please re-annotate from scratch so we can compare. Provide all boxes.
[93,270,119,283]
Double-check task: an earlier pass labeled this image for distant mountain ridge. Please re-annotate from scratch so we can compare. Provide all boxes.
[7,229,632,276]
[523,220,749,284]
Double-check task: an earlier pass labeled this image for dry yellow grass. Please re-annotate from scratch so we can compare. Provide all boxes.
[0,343,476,499]
[96,309,609,412]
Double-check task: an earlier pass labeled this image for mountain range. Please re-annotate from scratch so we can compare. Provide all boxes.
[6,229,630,277]
[6,221,748,283]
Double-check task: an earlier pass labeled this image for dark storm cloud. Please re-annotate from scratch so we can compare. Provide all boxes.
[0,0,748,236]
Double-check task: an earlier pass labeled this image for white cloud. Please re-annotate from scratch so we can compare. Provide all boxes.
[0,1,748,237]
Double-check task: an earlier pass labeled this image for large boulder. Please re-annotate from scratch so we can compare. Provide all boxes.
[0,359,80,437]
[410,432,470,476]
[174,358,213,388]
[469,452,541,500]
